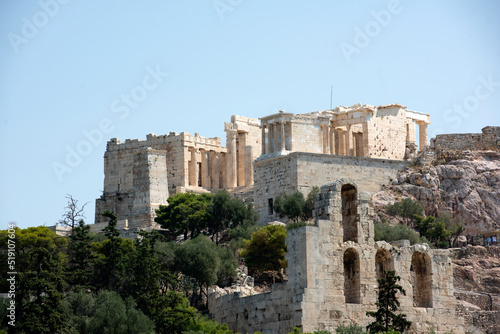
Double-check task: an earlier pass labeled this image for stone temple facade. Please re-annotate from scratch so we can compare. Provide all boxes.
[94,103,430,230]
[208,180,464,334]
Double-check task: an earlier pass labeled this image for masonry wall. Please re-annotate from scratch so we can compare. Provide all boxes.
[366,105,409,160]
[95,132,226,225]
[290,118,323,153]
[254,152,408,224]
[210,180,464,334]
[432,126,500,152]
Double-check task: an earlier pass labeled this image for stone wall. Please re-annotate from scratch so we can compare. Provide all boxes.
[432,126,500,154]
[95,131,228,225]
[209,180,464,333]
[254,152,408,224]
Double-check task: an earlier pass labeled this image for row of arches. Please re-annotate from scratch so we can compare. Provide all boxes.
[343,248,433,308]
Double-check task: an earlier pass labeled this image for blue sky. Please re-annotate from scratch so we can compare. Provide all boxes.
[1,0,499,229]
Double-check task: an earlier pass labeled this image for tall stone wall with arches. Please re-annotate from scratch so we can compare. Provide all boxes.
[208,179,465,334]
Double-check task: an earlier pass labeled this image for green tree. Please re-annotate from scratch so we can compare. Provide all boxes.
[386,198,424,226]
[414,215,452,248]
[155,193,213,240]
[67,220,97,291]
[61,290,96,333]
[374,222,430,246]
[152,290,198,334]
[274,187,320,223]
[366,271,411,334]
[0,226,68,292]
[16,247,68,333]
[173,236,237,306]
[227,216,259,256]
[208,190,258,244]
[274,192,305,222]
[87,290,155,334]
[240,225,287,278]
[95,211,135,292]
[437,211,464,247]
[302,186,320,221]
[185,315,237,333]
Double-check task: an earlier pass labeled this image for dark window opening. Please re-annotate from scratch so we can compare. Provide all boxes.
[268,198,274,215]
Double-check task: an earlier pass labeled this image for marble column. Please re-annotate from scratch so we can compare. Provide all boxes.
[261,124,267,155]
[227,130,237,188]
[280,121,285,151]
[330,125,335,155]
[418,122,428,150]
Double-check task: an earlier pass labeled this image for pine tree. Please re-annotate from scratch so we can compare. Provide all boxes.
[17,248,68,333]
[97,211,132,292]
[366,271,411,334]
[67,220,96,291]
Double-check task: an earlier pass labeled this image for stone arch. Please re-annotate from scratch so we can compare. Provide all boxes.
[411,251,432,308]
[343,248,361,304]
[341,183,358,242]
[375,248,395,281]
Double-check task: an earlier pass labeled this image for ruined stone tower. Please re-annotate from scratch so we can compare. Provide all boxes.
[208,179,464,334]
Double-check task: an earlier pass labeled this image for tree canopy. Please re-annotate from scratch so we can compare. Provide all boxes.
[386,198,424,226]
[240,224,287,277]
[273,187,320,222]
[155,192,213,240]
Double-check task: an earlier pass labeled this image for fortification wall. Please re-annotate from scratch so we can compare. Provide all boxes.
[432,126,500,152]
[210,180,464,334]
[254,152,408,224]
[208,285,302,334]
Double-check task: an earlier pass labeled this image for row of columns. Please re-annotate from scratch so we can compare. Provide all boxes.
[261,121,290,154]
[320,123,367,157]
[226,130,253,188]
[188,148,224,189]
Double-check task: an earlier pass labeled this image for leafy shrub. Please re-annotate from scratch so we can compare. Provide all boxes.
[374,223,430,246]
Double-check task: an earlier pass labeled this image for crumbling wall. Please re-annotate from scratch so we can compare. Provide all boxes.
[210,180,465,334]
[432,126,500,157]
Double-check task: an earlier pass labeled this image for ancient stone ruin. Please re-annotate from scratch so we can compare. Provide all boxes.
[93,103,429,230]
[89,103,497,332]
[208,179,464,334]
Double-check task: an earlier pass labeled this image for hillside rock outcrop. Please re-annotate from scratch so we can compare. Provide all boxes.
[373,150,500,234]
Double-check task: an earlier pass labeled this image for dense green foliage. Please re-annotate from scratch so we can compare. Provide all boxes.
[374,222,430,246]
[366,271,411,334]
[155,192,213,240]
[273,187,320,222]
[414,211,463,248]
[240,224,287,277]
[62,290,155,334]
[67,220,96,290]
[155,190,258,243]
[386,198,424,225]
[1,192,261,333]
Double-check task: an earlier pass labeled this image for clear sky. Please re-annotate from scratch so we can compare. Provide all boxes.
[1,0,499,229]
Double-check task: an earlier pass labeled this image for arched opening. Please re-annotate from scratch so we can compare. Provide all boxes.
[411,251,432,308]
[375,249,395,281]
[341,184,358,242]
[344,248,361,304]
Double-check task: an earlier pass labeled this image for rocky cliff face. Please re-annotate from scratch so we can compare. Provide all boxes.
[373,150,500,234]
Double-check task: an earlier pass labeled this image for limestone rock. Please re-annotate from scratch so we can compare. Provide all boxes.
[373,151,500,234]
